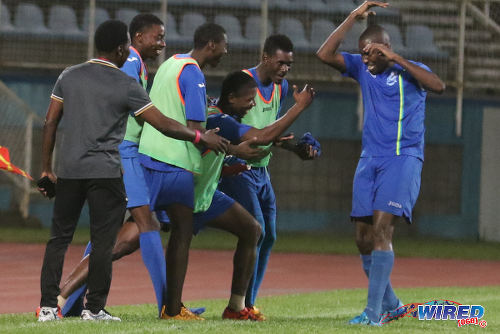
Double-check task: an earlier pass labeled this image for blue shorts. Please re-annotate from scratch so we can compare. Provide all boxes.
[142,164,194,210]
[351,155,422,223]
[218,167,276,226]
[119,141,170,223]
[193,190,235,235]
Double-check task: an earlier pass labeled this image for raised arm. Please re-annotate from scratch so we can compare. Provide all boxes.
[363,43,446,94]
[138,106,229,154]
[316,1,389,72]
[240,84,315,145]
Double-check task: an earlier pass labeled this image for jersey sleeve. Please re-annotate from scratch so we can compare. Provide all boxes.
[206,114,251,143]
[127,80,153,117]
[121,56,141,84]
[341,52,363,81]
[179,65,206,122]
[51,70,66,102]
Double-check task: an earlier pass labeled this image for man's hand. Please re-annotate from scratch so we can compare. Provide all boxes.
[296,132,321,160]
[363,42,398,62]
[293,84,315,109]
[37,171,57,198]
[199,128,230,154]
[231,137,269,160]
[351,1,389,20]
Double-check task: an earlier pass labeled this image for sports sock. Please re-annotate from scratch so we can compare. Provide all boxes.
[228,294,245,312]
[364,250,394,322]
[361,254,399,311]
[140,231,166,317]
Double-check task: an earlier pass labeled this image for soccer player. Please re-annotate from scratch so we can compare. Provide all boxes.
[138,23,230,320]
[218,34,320,320]
[56,13,171,318]
[316,1,445,325]
[198,71,315,320]
[36,20,227,322]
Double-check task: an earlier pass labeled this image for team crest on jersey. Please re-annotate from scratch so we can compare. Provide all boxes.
[127,57,138,62]
[387,72,398,86]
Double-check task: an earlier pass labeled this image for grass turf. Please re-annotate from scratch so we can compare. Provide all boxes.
[1,227,500,261]
[1,286,498,333]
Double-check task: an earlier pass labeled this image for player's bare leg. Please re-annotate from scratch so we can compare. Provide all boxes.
[207,202,261,312]
[163,204,193,317]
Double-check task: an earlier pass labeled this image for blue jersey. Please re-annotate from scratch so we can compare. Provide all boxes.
[246,67,288,118]
[207,109,252,143]
[121,46,147,86]
[342,52,430,160]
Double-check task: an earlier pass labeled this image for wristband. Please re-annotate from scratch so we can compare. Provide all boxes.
[193,130,201,144]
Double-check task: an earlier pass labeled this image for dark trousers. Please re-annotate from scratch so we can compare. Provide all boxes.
[40,178,126,313]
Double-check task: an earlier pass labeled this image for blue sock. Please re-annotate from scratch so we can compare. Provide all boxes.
[139,231,166,317]
[361,254,399,312]
[62,241,91,316]
[364,250,394,322]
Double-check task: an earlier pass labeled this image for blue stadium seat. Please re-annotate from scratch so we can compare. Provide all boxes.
[82,8,110,33]
[14,3,49,34]
[0,4,14,32]
[178,13,206,46]
[323,0,357,14]
[310,19,335,49]
[244,15,273,48]
[116,8,140,26]
[278,18,309,50]
[48,5,84,39]
[380,23,406,54]
[214,14,246,48]
[405,25,448,59]
[340,21,366,52]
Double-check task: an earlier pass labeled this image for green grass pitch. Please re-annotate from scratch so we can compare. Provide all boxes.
[1,286,499,333]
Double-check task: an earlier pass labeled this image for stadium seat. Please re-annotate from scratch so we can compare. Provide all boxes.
[48,5,84,39]
[278,18,309,50]
[82,8,110,33]
[323,0,357,14]
[214,0,261,9]
[380,23,406,53]
[244,15,273,48]
[214,14,246,48]
[269,0,292,10]
[178,13,206,45]
[0,4,14,32]
[116,8,140,26]
[405,25,448,59]
[305,0,329,13]
[14,3,49,34]
[340,21,366,52]
[310,19,335,49]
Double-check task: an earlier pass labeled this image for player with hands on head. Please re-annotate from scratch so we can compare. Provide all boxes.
[316,1,445,326]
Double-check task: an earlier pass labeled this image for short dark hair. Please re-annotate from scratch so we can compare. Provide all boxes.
[193,23,226,49]
[359,24,389,44]
[217,71,257,108]
[95,20,128,53]
[129,13,163,39]
[263,34,294,56]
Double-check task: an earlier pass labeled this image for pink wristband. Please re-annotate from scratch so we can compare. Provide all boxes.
[193,130,201,144]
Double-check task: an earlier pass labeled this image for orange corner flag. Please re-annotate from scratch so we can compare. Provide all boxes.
[0,146,33,180]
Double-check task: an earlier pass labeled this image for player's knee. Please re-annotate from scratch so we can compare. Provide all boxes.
[355,234,373,254]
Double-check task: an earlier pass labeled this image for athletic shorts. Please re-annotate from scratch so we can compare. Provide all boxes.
[142,165,194,210]
[193,190,235,235]
[119,141,170,223]
[350,155,423,223]
[218,166,276,226]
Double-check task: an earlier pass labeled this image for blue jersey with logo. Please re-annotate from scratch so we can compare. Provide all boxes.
[121,46,146,86]
[246,67,288,118]
[342,52,430,160]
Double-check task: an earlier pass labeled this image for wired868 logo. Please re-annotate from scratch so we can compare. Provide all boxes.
[391,300,487,328]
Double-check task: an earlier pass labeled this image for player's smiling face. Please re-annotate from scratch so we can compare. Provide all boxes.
[229,87,257,118]
[264,49,293,84]
[359,38,390,75]
[137,24,166,60]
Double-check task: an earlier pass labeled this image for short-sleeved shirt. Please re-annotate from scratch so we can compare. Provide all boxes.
[51,58,153,178]
[246,67,288,118]
[342,52,429,160]
[121,46,147,86]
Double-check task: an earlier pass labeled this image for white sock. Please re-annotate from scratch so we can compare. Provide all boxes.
[228,294,245,312]
[57,295,67,309]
